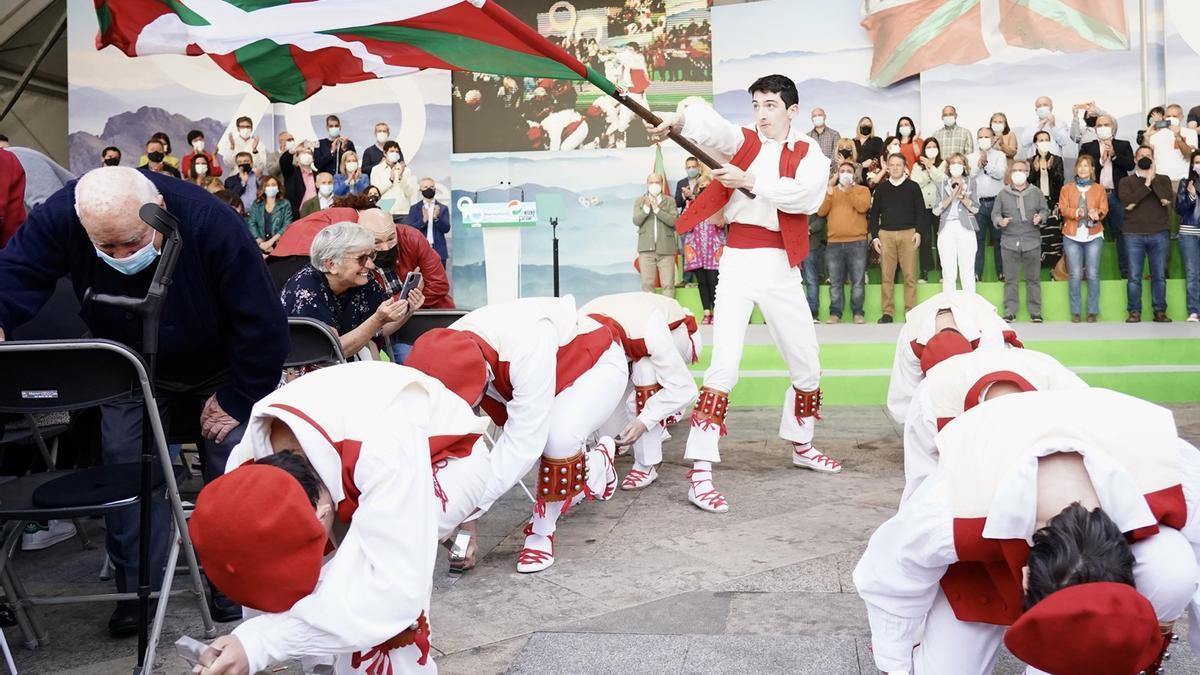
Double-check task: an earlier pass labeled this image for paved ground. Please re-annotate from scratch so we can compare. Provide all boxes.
[6,404,1200,674]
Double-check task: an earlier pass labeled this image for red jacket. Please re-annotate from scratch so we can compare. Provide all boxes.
[0,148,26,248]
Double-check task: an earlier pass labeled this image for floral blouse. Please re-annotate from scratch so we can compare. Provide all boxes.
[683,220,726,271]
[280,266,386,335]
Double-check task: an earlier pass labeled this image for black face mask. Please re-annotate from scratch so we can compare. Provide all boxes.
[146,151,164,163]
[1137,157,1153,170]
[103,157,120,166]
[374,246,398,269]
[421,187,436,199]
[859,125,872,135]
[238,163,252,172]
[839,149,852,158]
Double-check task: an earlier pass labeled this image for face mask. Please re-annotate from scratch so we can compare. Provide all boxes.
[838,172,854,185]
[991,122,1006,135]
[146,151,164,163]
[647,184,663,196]
[95,236,159,276]
[1096,126,1114,140]
[859,125,872,135]
[297,154,313,167]
[387,152,401,164]
[194,164,208,175]
[1137,156,1153,170]
[238,128,252,140]
[285,140,297,152]
[376,131,389,143]
[421,187,437,199]
[1010,171,1027,186]
[345,162,359,173]
[686,167,700,179]
[839,149,852,158]
[811,116,825,128]
[264,186,279,198]
[374,246,398,269]
[103,157,120,166]
[1169,116,1181,127]
[1193,163,1200,174]
[949,164,965,177]
[328,126,341,138]
[943,116,956,127]
[192,140,205,152]
[977,137,993,151]
[1036,106,1051,119]
[1036,141,1052,155]
[238,163,252,172]
[318,183,333,197]
[888,145,901,155]
[898,126,912,137]
[924,146,939,159]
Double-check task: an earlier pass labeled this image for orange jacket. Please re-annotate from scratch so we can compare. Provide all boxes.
[1057,183,1108,238]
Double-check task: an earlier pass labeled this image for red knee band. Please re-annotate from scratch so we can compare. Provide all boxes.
[536,452,587,504]
[634,383,663,415]
[794,387,822,420]
[690,387,729,436]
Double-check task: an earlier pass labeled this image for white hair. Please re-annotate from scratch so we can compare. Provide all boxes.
[74,167,160,231]
[310,223,374,272]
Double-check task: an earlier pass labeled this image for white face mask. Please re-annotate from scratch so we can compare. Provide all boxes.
[1036,105,1051,119]
[977,137,993,151]
[345,161,359,173]
[285,140,297,152]
[949,164,965,177]
[1096,126,1114,140]
[1010,171,1028,186]
[238,128,252,140]
[192,140,205,152]
[942,115,957,127]
[924,146,939,159]
[297,154,313,167]
[386,152,401,164]
[811,116,825,127]
[838,172,854,185]
[318,183,333,197]
[328,126,341,138]
[1036,141,1052,155]
[264,185,279,198]
[991,122,1006,135]
[376,131,389,143]
[194,163,208,175]
[647,183,663,196]
[1169,116,1181,127]
[898,126,912,137]
[888,144,901,155]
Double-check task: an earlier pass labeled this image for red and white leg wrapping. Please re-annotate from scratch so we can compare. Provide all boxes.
[684,387,729,464]
[520,452,588,573]
[781,387,841,473]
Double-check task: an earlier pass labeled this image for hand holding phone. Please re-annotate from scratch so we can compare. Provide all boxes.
[399,271,422,300]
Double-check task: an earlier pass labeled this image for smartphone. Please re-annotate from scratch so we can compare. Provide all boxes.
[175,635,212,667]
[1155,120,1171,129]
[399,270,422,300]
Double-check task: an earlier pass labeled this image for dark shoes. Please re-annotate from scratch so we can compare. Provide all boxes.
[1087,314,1098,323]
[1153,311,1172,323]
[1071,314,1081,323]
[108,600,149,638]
[1031,315,1043,323]
[209,585,242,623]
[1003,314,1016,322]
[1126,312,1141,323]
[877,314,893,324]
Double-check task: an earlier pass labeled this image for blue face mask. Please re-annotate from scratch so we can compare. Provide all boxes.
[95,235,160,275]
[1075,176,1093,187]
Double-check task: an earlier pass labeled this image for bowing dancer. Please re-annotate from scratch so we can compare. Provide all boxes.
[854,388,1200,675]
[648,74,836,514]
[187,362,495,675]
[885,290,1022,424]
[405,296,629,573]
[581,292,702,490]
[901,348,1087,503]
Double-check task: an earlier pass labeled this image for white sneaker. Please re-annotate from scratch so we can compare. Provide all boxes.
[621,465,658,490]
[686,469,729,513]
[792,444,843,474]
[22,520,76,551]
[1188,313,1199,322]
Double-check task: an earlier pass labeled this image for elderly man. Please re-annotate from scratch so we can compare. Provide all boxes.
[930,105,974,158]
[1079,115,1135,279]
[807,107,840,166]
[1146,103,1198,182]
[633,172,678,297]
[406,178,450,268]
[361,121,394,174]
[1019,96,1073,157]
[0,166,288,634]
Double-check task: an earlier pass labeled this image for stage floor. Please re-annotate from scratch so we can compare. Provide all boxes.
[13,405,1200,674]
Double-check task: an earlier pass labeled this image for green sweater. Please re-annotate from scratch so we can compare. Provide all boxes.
[632,194,679,255]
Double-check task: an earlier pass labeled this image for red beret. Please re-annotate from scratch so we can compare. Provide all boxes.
[188,463,327,613]
[919,328,973,374]
[1004,582,1162,675]
[406,328,488,406]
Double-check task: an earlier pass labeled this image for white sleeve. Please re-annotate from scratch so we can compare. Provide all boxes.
[887,334,921,425]
[984,152,1007,181]
[635,315,699,428]
[234,420,437,672]
[679,103,744,163]
[1018,126,1038,154]
[1052,120,1074,150]
[1175,440,1200,655]
[755,140,832,215]
[475,320,559,512]
[900,383,939,505]
[852,472,958,673]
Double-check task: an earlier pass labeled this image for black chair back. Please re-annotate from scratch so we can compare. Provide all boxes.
[393,309,469,344]
[0,340,146,414]
[268,256,308,293]
[285,317,346,369]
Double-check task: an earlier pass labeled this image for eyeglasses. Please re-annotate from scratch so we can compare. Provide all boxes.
[343,252,377,266]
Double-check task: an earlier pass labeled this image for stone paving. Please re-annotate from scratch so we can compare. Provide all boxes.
[6,404,1200,674]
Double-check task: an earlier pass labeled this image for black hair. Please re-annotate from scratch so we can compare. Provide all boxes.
[326,114,341,125]
[236,116,252,127]
[382,140,401,153]
[1024,502,1135,610]
[922,137,942,166]
[1147,106,1166,125]
[0,134,7,142]
[254,451,323,507]
[101,146,121,158]
[894,116,916,139]
[186,129,204,144]
[748,74,798,109]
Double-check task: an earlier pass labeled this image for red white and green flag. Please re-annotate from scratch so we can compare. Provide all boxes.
[862,0,1129,87]
[93,0,616,104]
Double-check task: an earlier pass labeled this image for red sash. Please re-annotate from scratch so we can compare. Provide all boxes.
[676,127,811,267]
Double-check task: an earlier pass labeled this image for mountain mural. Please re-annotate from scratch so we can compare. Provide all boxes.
[68,106,227,174]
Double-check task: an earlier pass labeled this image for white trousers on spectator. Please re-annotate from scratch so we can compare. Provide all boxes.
[938,223,978,294]
[685,247,820,463]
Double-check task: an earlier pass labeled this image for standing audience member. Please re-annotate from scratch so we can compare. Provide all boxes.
[407,178,451,269]
[223,152,259,214]
[220,116,265,172]
[894,116,922,169]
[1079,115,1134,279]
[138,132,178,169]
[808,108,840,165]
[993,159,1049,322]
[989,112,1018,159]
[279,142,316,215]
[0,148,25,247]
[1175,151,1200,321]
[967,126,1007,280]
[1029,130,1065,267]
[675,156,703,211]
[270,131,295,178]
[333,151,369,197]
[1136,106,1166,146]
[300,173,336,217]
[314,114,355,175]
[184,154,212,187]
[364,184,382,205]
[101,146,122,167]
[854,117,884,186]
[360,122,394,174]
[820,161,872,324]
[181,131,222,180]
[370,142,418,220]
[682,176,724,325]
[911,137,946,283]
[1069,101,1111,145]
[869,154,924,323]
[1118,146,1175,323]
[7,146,75,216]
[1019,95,1072,156]
[930,105,973,158]
[933,153,980,294]
[1059,155,1109,322]
[1145,103,1196,181]
[633,172,678,298]
[139,138,180,178]
[248,176,294,256]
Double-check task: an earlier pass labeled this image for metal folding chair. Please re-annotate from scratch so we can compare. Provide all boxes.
[0,340,215,669]
[286,317,348,369]
[391,309,469,344]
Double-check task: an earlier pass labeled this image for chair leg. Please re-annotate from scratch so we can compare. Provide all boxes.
[160,465,214,638]
[0,568,36,651]
[2,567,45,648]
[0,625,18,674]
[142,519,181,673]
[71,519,93,550]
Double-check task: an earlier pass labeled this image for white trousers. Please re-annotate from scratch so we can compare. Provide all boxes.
[598,357,671,467]
[911,589,1004,675]
[938,223,978,294]
[432,438,491,540]
[685,247,821,463]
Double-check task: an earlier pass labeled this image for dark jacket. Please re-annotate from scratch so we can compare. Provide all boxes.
[675,176,698,212]
[0,172,289,421]
[1118,173,1175,234]
[1079,139,1135,188]
[868,178,925,239]
[314,138,356,175]
[278,151,311,216]
[1027,153,1065,210]
[406,200,451,261]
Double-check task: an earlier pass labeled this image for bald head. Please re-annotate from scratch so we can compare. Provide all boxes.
[75,167,164,257]
[356,207,394,238]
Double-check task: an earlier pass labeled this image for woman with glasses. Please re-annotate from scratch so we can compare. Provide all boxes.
[280,223,423,359]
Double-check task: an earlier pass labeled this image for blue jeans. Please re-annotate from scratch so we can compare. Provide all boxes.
[1063,237,1103,316]
[826,240,867,318]
[1124,230,1170,313]
[1105,189,1129,278]
[974,197,1001,279]
[1180,234,1200,316]
[802,236,825,318]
